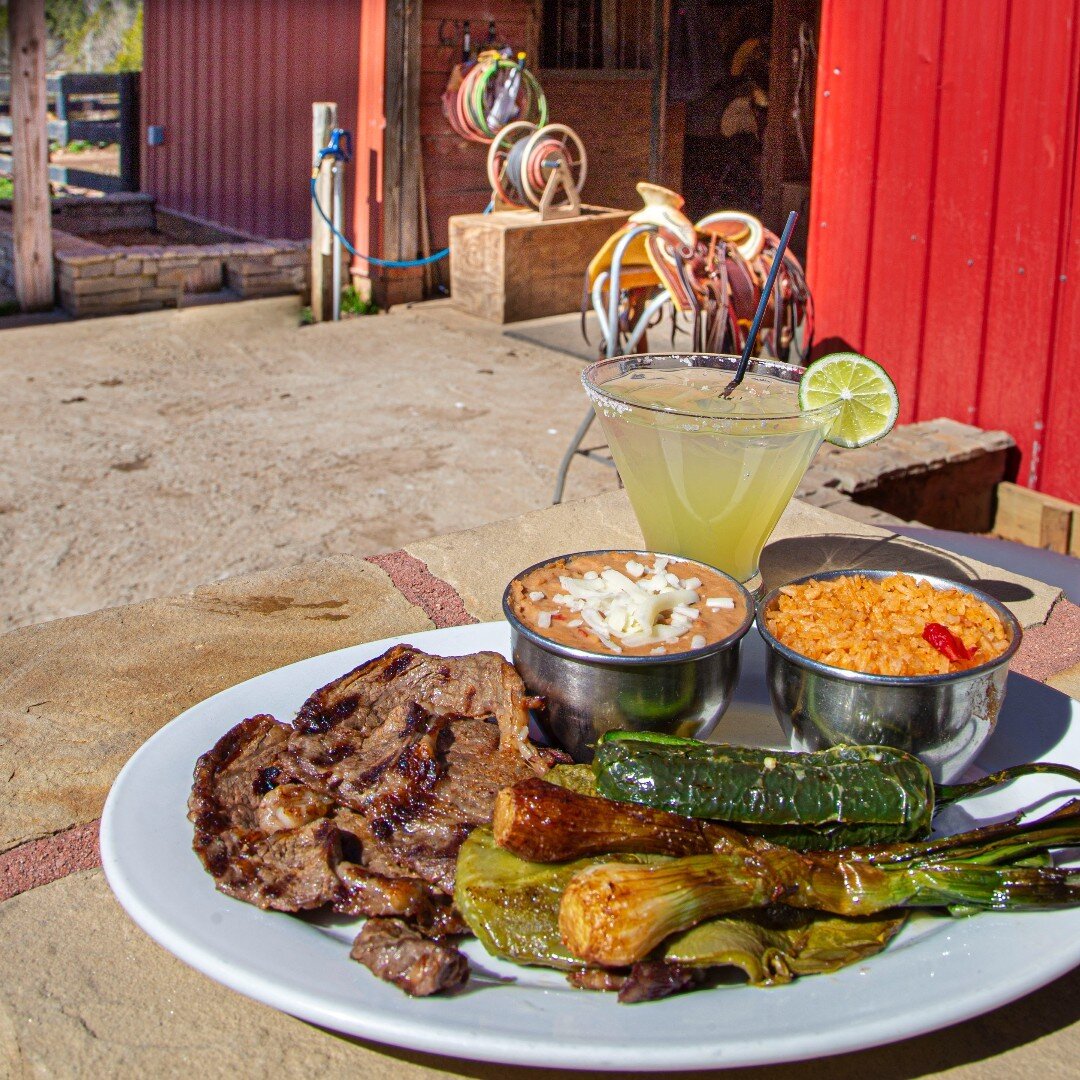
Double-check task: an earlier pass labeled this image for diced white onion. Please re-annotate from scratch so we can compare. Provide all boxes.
[528,590,545,602]
[705,597,736,609]
[691,634,707,650]
[536,611,552,629]
[682,577,702,591]
[566,619,582,628]
[583,570,599,580]
[625,560,645,578]
[650,646,667,655]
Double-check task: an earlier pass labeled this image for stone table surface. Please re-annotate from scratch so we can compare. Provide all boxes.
[2,492,1078,1078]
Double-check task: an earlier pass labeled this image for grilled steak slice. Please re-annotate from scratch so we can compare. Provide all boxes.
[287,646,550,892]
[189,714,343,911]
[350,917,469,996]
[291,644,544,774]
[334,862,469,936]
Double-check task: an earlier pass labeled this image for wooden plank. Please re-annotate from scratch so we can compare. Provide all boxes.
[915,0,1009,426]
[379,0,423,301]
[9,0,54,312]
[383,0,406,260]
[994,482,1076,553]
[861,0,945,423]
[401,0,423,263]
[60,72,123,95]
[976,0,1077,487]
[805,0,888,350]
[1035,0,1080,504]
[647,0,670,183]
[311,102,336,322]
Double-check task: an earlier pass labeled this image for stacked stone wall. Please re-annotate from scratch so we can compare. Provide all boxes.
[0,195,308,317]
[798,419,1016,532]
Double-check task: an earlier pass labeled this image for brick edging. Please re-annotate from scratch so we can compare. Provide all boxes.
[0,820,101,903]
[365,550,477,628]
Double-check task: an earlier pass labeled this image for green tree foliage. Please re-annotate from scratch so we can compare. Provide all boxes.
[107,4,142,72]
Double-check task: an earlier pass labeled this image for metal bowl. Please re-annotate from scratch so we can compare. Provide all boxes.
[757,569,1023,783]
[502,551,755,762]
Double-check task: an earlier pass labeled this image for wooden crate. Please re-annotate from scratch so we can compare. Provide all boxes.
[449,206,632,324]
[993,481,1080,554]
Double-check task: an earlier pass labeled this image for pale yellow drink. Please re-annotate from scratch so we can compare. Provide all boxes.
[584,355,841,593]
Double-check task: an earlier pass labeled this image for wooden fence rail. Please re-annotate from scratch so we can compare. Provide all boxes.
[0,71,140,193]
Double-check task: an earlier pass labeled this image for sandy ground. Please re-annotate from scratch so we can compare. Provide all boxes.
[0,297,617,631]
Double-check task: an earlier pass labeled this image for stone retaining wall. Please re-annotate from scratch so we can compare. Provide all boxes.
[0,195,308,317]
[797,418,1016,531]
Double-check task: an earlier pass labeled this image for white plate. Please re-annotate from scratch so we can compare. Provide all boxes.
[101,623,1080,1072]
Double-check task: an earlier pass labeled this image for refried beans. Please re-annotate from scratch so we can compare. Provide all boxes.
[507,551,748,657]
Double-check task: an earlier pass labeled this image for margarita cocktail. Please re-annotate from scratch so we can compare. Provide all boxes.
[583,354,842,594]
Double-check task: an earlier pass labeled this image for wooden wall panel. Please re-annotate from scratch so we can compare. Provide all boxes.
[540,73,684,211]
[804,0,887,347]
[976,0,1078,488]
[916,0,1009,426]
[808,0,1080,501]
[860,0,944,423]
[142,0,361,240]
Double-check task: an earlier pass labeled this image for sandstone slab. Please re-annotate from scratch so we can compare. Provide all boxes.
[1,870,1078,1080]
[0,555,431,853]
[408,492,1061,628]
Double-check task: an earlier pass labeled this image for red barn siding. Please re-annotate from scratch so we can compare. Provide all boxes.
[808,0,1080,502]
[142,0,361,240]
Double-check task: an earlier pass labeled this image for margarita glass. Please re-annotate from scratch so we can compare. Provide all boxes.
[583,353,842,596]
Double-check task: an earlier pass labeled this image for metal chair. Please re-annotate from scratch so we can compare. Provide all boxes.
[552,223,672,504]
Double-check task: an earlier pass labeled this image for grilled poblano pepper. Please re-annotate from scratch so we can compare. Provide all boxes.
[453,827,906,985]
[594,732,937,849]
[592,731,1080,851]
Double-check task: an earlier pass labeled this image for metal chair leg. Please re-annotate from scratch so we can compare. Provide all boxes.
[552,407,597,504]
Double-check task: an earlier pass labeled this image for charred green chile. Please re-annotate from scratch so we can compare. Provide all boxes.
[453,827,905,985]
[593,732,936,849]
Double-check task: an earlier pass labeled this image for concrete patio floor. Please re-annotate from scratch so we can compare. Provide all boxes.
[0,297,618,632]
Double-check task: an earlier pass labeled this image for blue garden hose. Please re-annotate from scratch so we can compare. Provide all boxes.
[311,128,450,268]
[310,176,450,268]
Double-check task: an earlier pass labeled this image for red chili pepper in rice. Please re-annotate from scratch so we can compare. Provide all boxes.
[922,622,974,663]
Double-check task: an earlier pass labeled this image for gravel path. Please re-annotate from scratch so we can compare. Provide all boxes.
[0,297,615,631]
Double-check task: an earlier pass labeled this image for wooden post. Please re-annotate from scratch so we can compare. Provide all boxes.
[117,71,142,193]
[311,102,336,322]
[380,0,424,306]
[647,0,671,185]
[9,0,54,312]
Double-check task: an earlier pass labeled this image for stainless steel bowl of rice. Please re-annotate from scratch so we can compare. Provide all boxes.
[757,569,1022,782]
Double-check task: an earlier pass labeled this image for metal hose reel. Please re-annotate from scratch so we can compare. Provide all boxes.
[486,121,588,220]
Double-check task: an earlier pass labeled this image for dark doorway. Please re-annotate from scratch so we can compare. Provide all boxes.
[670,0,819,259]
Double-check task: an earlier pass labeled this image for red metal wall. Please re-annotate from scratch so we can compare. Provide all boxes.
[808,0,1080,502]
[142,0,361,240]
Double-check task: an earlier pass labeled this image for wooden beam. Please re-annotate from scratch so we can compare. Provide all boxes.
[9,0,54,312]
[647,0,671,185]
[311,102,336,323]
[383,0,422,261]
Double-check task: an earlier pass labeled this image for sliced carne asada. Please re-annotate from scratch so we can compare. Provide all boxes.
[188,715,344,911]
[350,917,470,997]
[190,646,559,996]
[287,646,552,893]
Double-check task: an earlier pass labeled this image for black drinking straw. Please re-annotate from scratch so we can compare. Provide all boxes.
[721,209,800,398]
